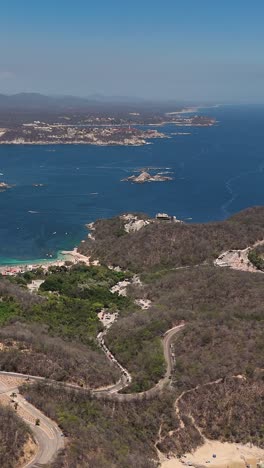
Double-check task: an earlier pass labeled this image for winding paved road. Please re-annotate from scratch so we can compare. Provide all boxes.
[163,324,185,380]
[0,323,184,397]
[0,377,64,467]
[0,322,185,466]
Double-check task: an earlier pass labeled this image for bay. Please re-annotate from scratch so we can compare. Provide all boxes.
[0,105,263,263]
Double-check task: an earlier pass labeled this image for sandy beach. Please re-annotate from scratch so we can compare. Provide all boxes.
[60,247,94,265]
[161,440,264,468]
[0,247,93,277]
[165,107,200,115]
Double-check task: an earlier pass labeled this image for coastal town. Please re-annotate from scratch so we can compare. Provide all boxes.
[0,123,166,146]
[0,111,216,146]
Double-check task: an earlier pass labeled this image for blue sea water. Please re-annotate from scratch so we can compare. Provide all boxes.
[0,105,263,264]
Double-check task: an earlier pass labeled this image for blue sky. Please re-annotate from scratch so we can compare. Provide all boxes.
[1,0,264,102]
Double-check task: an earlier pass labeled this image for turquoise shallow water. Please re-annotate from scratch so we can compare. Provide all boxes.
[0,105,263,264]
[0,252,66,266]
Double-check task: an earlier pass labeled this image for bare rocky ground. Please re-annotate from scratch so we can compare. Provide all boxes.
[214,240,264,273]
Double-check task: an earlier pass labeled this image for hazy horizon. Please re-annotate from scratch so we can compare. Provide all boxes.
[1,92,264,106]
[1,1,264,103]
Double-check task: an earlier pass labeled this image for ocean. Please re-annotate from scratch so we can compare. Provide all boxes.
[0,105,263,264]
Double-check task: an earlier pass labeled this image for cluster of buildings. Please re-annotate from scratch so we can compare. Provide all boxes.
[0,122,165,146]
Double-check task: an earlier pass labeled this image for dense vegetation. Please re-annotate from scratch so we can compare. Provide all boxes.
[0,405,32,468]
[0,265,132,343]
[39,264,132,297]
[104,264,264,456]
[0,323,119,387]
[79,207,264,272]
[172,320,263,389]
[0,277,43,308]
[0,264,132,386]
[106,314,167,392]
[248,244,264,271]
[0,207,263,465]
[106,266,263,392]
[20,383,181,468]
[179,377,264,447]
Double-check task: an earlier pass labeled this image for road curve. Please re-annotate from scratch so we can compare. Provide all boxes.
[96,323,185,395]
[17,392,64,468]
[0,380,64,467]
[95,330,132,394]
[94,322,185,401]
[163,324,185,380]
[0,322,185,466]
[0,323,185,398]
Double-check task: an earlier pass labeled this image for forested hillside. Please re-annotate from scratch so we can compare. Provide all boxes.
[0,406,32,468]
[0,207,263,467]
[0,264,133,387]
[79,207,264,271]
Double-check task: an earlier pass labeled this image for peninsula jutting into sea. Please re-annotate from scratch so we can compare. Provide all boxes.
[0,99,216,146]
[0,123,167,146]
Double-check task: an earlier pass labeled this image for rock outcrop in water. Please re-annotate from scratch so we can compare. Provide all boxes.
[0,182,11,191]
[122,170,173,184]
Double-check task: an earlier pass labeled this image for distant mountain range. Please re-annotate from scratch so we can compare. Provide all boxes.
[0,92,148,110]
[0,92,217,114]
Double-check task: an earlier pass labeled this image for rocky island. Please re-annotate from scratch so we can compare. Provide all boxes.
[123,170,173,183]
[0,182,11,191]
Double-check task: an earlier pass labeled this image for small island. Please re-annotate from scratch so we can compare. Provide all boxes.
[0,182,11,191]
[122,170,173,184]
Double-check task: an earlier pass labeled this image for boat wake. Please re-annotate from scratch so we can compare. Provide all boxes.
[221,160,264,217]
